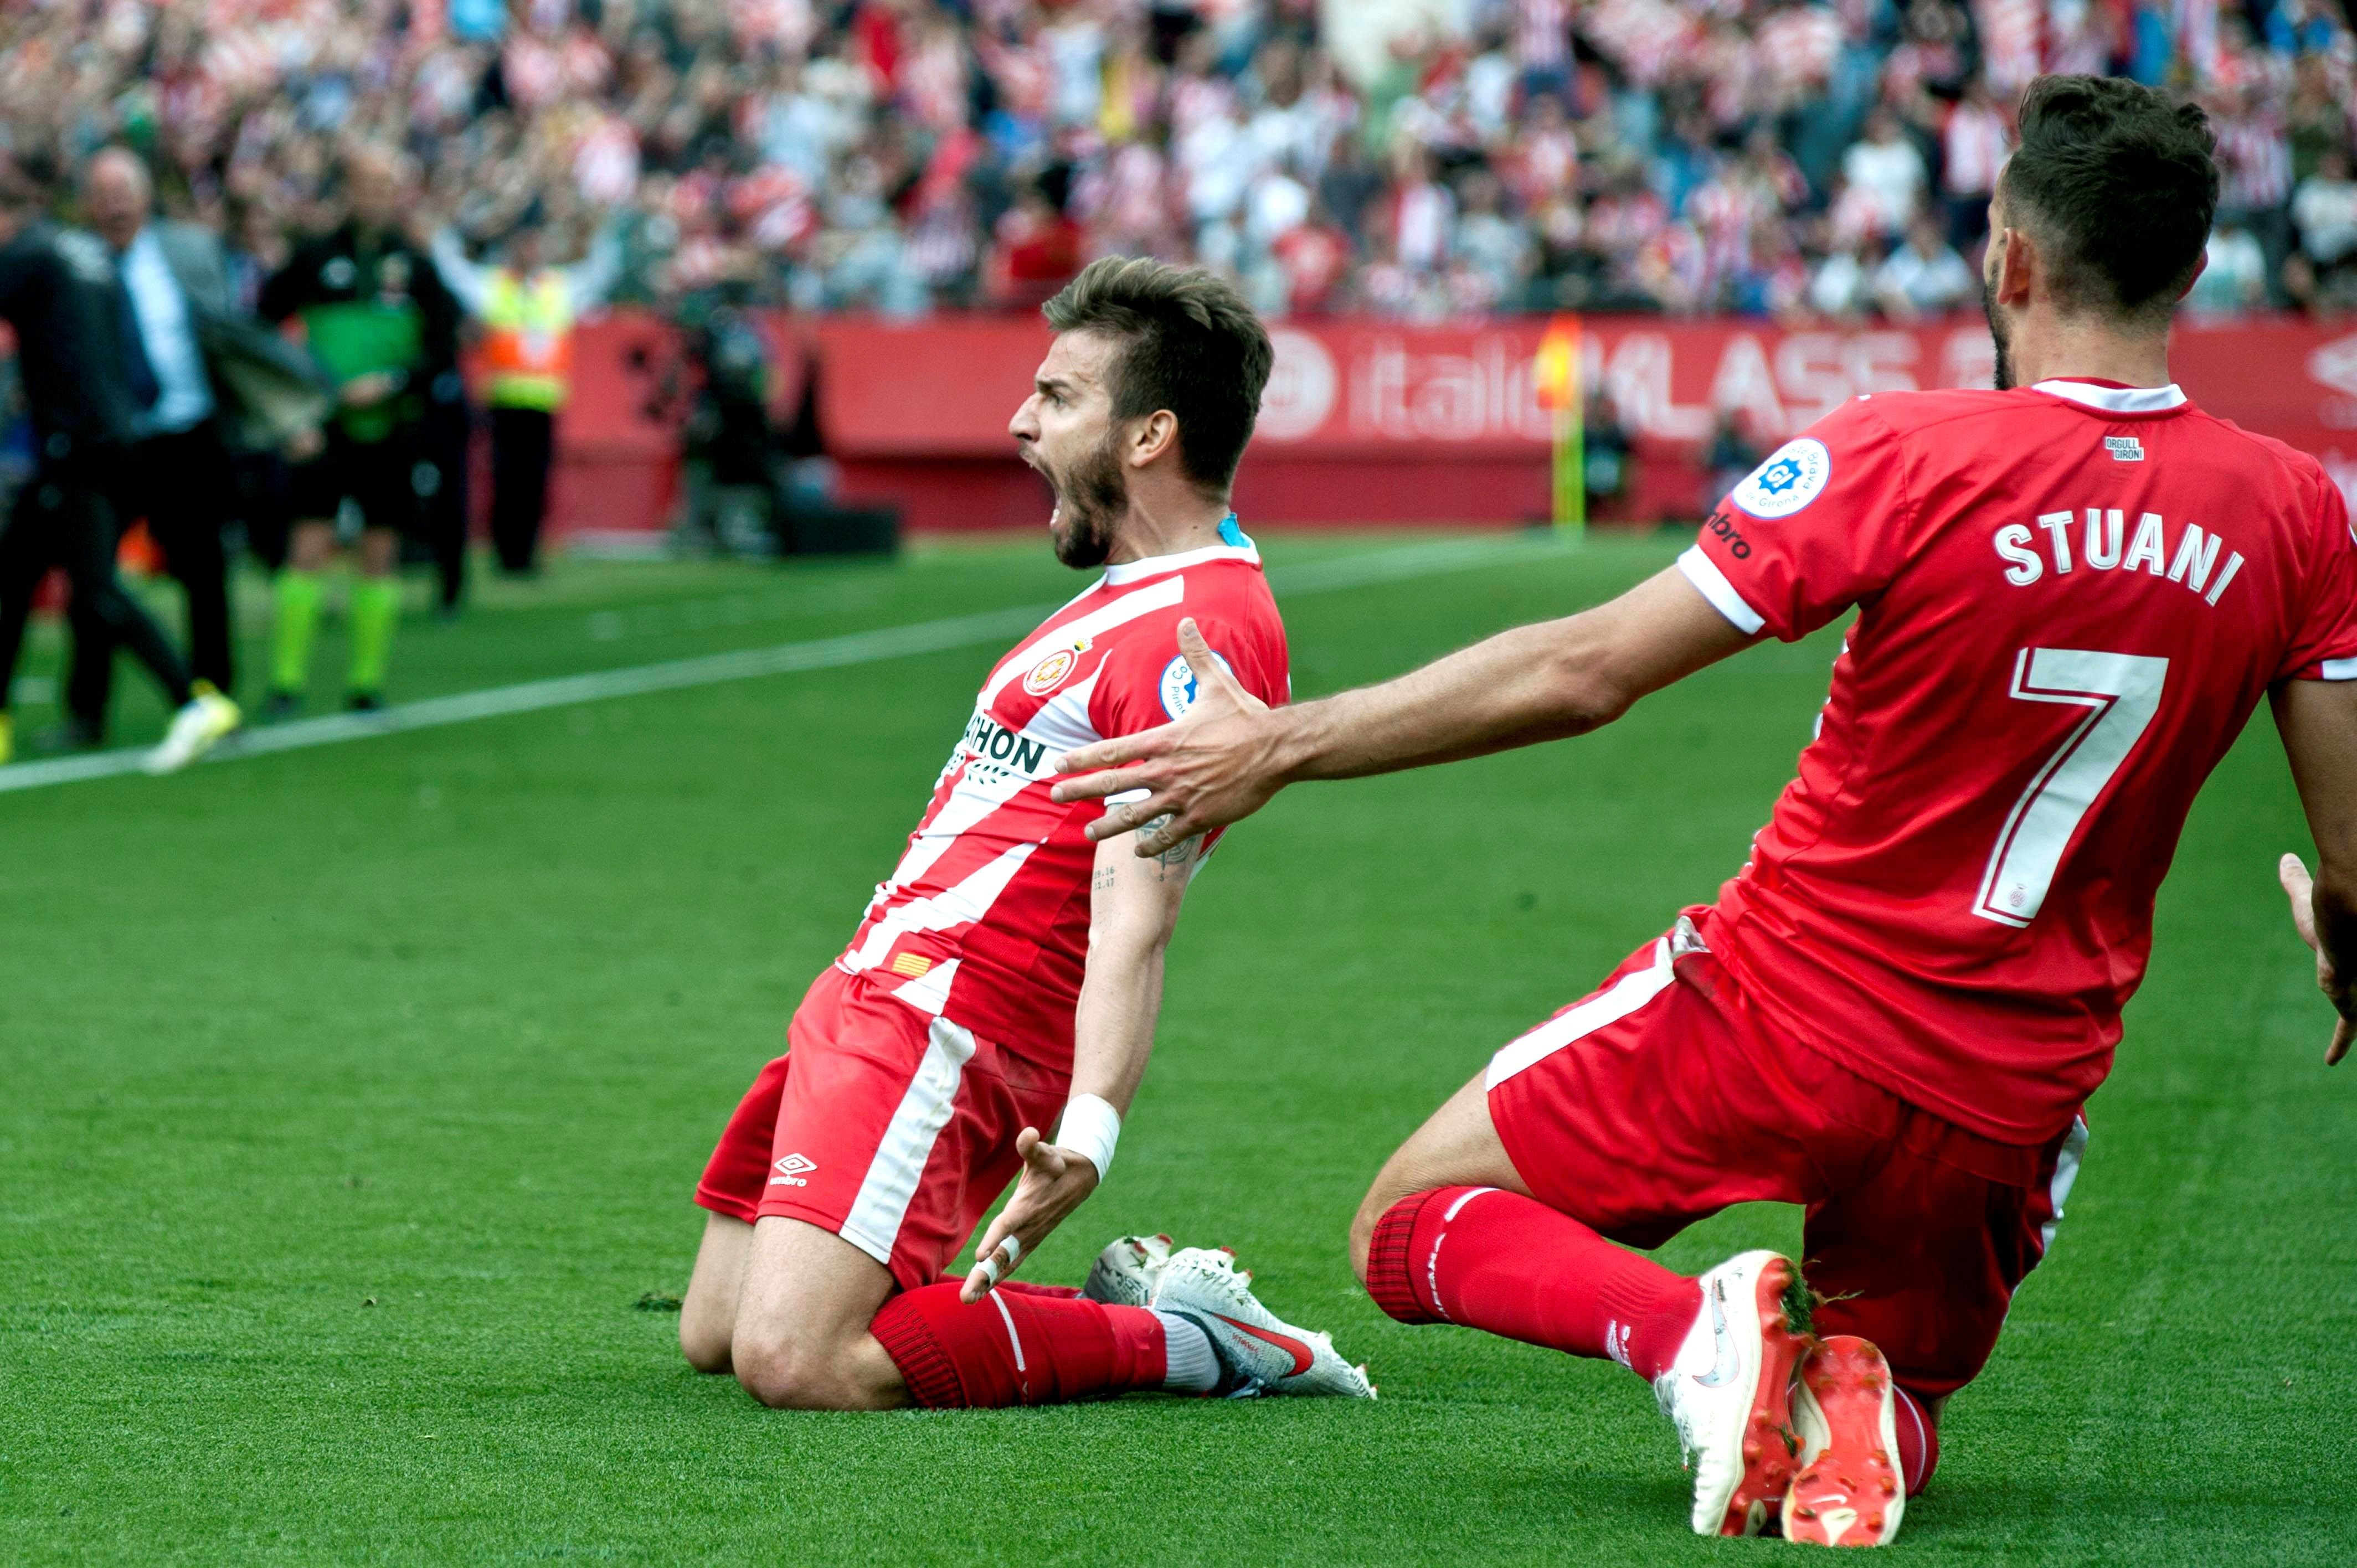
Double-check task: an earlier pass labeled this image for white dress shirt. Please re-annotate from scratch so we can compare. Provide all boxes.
[117,225,214,437]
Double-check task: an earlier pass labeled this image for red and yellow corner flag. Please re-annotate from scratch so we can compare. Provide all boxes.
[1532,316,1584,534]
[1532,316,1581,411]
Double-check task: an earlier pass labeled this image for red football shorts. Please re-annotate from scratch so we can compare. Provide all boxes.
[1484,910,2087,1399]
[694,967,1071,1291]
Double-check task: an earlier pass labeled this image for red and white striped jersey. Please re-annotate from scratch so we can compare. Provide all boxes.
[836,537,1289,1058]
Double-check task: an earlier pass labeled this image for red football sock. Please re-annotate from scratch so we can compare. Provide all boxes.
[1892,1385,1940,1495]
[871,1282,1167,1408]
[1366,1185,1701,1382]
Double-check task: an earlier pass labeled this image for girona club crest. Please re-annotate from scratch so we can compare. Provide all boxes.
[1023,635,1091,696]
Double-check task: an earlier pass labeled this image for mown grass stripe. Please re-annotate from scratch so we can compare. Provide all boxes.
[0,534,1565,796]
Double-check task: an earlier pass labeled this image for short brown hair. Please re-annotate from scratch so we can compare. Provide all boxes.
[1042,256,1274,494]
[2003,75,2218,323]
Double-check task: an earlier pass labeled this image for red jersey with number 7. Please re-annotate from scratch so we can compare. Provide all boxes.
[1680,378,2357,1143]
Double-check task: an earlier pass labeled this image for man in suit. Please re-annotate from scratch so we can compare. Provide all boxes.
[0,168,237,772]
[63,148,327,740]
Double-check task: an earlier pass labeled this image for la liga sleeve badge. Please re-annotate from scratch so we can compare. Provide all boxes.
[1159,651,1233,718]
[1730,438,1831,519]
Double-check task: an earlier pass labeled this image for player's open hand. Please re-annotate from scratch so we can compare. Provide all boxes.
[959,1127,1099,1303]
[2278,853,2356,1065]
[1052,617,1283,857]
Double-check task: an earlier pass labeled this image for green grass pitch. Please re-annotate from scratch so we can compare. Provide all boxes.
[3,533,2353,1565]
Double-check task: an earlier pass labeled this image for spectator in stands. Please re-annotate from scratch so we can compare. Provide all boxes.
[987,175,1086,311]
[2190,220,2272,317]
[1941,77,2013,248]
[1270,197,1352,317]
[1453,169,1536,312]
[1874,215,1977,319]
[2212,72,2296,302]
[0,0,2353,331]
[1808,237,1878,321]
[1840,108,1930,241]
[2291,147,2357,310]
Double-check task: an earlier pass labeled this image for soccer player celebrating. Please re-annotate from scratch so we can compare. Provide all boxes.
[677,258,1374,1412]
[1056,78,2357,1544]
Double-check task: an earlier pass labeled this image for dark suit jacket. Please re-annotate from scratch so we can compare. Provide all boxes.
[88,219,335,450]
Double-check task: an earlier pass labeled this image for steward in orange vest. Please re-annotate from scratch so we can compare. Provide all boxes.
[429,220,620,575]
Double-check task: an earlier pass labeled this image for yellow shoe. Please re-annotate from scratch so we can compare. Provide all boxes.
[143,686,241,775]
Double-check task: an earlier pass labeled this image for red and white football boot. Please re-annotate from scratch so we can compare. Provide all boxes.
[1784,1334,1906,1548]
[1653,1250,1814,1536]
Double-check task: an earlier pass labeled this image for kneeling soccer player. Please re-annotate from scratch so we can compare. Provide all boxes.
[677,257,1372,1411]
[1054,77,2357,1543]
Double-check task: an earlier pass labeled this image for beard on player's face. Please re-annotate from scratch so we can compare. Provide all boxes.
[1041,427,1130,569]
[1982,274,2016,391]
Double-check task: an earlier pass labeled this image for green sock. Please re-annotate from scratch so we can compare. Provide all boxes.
[348,579,399,695]
[271,570,324,693]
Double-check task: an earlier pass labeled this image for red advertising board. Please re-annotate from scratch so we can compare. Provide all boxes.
[547,313,2357,537]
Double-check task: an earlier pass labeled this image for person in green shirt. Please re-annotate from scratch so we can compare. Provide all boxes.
[256,146,461,714]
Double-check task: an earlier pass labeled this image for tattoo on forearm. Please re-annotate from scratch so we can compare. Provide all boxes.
[1145,815,1200,874]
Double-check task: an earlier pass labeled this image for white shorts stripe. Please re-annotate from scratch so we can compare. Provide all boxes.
[1676,545,1767,636]
[1485,938,1677,1090]
[837,1015,980,1267]
[2039,1116,2090,1254]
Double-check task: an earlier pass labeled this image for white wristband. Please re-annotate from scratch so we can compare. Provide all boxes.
[1056,1094,1122,1182]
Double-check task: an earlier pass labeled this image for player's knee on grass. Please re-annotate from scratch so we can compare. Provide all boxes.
[678,1302,734,1375]
[730,1327,896,1411]
[1350,1073,1522,1288]
[678,1213,753,1374]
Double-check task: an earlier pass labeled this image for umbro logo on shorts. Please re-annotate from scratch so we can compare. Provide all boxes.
[769,1153,817,1188]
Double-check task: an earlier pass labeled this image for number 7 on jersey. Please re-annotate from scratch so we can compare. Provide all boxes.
[1974,648,2170,927]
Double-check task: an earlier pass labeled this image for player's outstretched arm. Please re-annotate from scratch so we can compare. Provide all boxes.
[2269,678,2357,1064]
[1053,567,1756,856]
[961,823,1200,1301]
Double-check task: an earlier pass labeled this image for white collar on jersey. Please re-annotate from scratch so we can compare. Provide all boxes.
[1100,539,1262,586]
[2030,379,2188,413]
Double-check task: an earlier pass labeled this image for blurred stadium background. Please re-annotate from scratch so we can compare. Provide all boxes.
[8,3,2357,1564]
[6,0,2357,589]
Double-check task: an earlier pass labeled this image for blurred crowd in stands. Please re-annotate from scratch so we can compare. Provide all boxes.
[2,0,2356,329]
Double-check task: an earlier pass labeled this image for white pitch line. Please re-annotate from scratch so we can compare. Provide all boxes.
[0,534,1567,796]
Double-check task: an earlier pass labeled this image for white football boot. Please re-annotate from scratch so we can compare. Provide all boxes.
[1150,1246,1374,1399]
[1652,1249,1814,1538]
[1783,1334,1906,1548]
[143,685,241,775]
[1081,1234,1176,1308]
